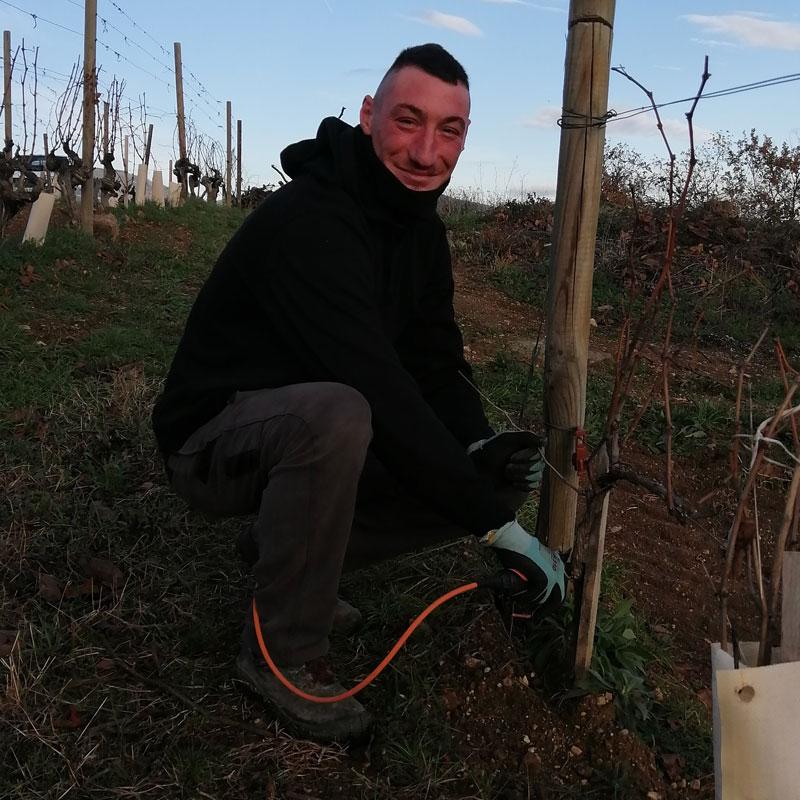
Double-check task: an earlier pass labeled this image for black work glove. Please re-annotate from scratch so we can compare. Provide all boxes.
[469,431,546,509]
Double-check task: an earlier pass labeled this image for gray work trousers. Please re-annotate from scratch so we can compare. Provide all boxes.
[166,382,464,666]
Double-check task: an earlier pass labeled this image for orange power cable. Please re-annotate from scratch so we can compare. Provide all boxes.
[251,582,478,704]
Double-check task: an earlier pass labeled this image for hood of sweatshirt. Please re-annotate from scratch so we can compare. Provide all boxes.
[280,117,448,224]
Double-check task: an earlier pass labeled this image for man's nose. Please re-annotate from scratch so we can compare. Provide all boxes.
[408,128,437,168]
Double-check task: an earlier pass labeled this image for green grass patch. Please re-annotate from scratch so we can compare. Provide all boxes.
[0,202,245,416]
[489,262,546,307]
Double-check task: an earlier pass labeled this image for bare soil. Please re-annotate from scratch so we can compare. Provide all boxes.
[445,254,790,799]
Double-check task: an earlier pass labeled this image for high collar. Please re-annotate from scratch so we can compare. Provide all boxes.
[353,125,447,224]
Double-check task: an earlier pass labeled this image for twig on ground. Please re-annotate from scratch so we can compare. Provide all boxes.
[604,465,697,522]
[94,636,275,739]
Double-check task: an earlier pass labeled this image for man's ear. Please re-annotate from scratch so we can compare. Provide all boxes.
[359,95,374,134]
[462,118,471,150]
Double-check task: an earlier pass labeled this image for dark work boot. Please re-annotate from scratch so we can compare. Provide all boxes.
[236,645,372,742]
[237,523,363,635]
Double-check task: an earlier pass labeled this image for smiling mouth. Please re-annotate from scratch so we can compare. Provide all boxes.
[399,169,437,184]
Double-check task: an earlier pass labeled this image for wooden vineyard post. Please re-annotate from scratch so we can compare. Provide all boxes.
[3,30,11,151]
[533,0,616,678]
[81,0,97,234]
[101,101,110,208]
[122,135,129,206]
[138,123,154,205]
[43,132,51,190]
[236,118,242,206]
[144,123,153,166]
[174,42,187,200]
[226,100,232,207]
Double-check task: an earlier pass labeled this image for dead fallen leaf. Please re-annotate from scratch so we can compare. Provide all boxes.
[0,630,18,658]
[63,579,95,599]
[661,753,685,782]
[19,264,40,288]
[38,573,63,602]
[441,689,461,712]
[53,703,81,730]
[85,558,123,588]
[696,687,713,712]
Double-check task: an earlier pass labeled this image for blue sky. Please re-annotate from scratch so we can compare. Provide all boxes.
[3,0,800,199]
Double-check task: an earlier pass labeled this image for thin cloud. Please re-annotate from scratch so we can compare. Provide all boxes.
[479,0,566,10]
[691,37,737,48]
[521,105,560,128]
[733,10,773,19]
[685,13,800,50]
[410,10,484,36]
[607,114,713,142]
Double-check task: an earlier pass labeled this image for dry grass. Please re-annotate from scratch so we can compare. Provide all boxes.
[1,365,359,798]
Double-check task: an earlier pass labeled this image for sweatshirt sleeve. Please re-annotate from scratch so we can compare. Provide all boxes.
[396,227,494,447]
[239,212,512,536]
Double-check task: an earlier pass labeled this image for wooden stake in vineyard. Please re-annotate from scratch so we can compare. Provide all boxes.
[42,132,51,190]
[81,0,97,234]
[534,0,615,678]
[174,42,187,200]
[144,123,153,166]
[3,30,11,151]
[236,118,242,206]
[226,100,232,207]
[538,0,615,554]
[122,135,129,205]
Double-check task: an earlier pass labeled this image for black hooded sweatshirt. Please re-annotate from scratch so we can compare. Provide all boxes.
[152,118,513,536]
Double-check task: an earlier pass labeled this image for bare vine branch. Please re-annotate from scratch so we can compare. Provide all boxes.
[721,375,800,650]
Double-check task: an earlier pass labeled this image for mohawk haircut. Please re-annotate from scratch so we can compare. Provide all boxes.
[384,43,469,90]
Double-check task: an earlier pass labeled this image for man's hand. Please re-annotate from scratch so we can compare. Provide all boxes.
[468,431,546,496]
[483,520,565,608]
[504,447,546,492]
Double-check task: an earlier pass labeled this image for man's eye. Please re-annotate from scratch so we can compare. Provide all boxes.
[442,128,460,137]
[397,118,415,126]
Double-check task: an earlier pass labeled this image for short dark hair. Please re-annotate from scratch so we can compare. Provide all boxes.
[387,43,469,90]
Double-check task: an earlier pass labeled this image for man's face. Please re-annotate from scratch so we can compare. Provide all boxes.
[359,66,470,192]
